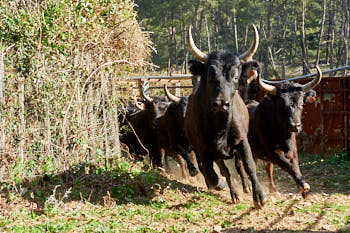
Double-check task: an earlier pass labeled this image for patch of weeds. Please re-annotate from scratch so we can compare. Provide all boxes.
[131,225,155,233]
[222,219,232,228]
[233,203,248,211]
[183,201,200,209]
[111,184,135,202]
[170,223,186,232]
[117,205,139,219]
[202,207,215,217]
[150,197,168,209]
[331,216,346,227]
[295,206,309,213]
[310,203,322,213]
[183,211,193,222]
[154,210,167,220]
[326,203,348,212]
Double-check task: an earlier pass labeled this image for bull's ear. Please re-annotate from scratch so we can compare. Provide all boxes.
[189,60,205,76]
[304,90,317,104]
[241,61,260,84]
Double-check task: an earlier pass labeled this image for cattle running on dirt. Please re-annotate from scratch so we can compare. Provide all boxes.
[237,66,322,198]
[184,24,266,207]
[154,85,199,178]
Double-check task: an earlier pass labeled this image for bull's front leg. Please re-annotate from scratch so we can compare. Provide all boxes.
[200,151,226,190]
[272,149,310,198]
[174,144,199,176]
[235,154,252,193]
[237,138,266,208]
[215,159,240,203]
[265,162,278,193]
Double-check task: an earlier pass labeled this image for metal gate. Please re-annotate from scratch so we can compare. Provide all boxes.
[295,76,350,154]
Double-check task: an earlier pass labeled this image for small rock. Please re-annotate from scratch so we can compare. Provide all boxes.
[213,225,222,233]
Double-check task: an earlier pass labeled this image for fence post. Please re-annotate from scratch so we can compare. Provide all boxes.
[18,74,25,165]
[131,82,137,96]
[140,80,150,97]
[175,82,181,96]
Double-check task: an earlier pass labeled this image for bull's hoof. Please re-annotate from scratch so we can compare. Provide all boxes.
[214,178,226,191]
[301,190,311,199]
[302,182,311,191]
[253,189,267,209]
[231,194,240,204]
[243,185,252,193]
[298,182,311,198]
[189,167,199,177]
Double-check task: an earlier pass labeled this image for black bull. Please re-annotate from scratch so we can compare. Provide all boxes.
[236,66,322,197]
[184,24,266,207]
[120,90,199,177]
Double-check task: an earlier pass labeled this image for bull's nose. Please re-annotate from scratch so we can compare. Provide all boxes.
[213,100,229,112]
[223,101,230,107]
[288,123,302,132]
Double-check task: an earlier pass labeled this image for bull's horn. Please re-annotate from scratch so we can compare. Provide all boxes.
[302,65,322,92]
[188,25,208,63]
[133,96,144,110]
[239,24,259,62]
[164,84,181,104]
[140,86,153,102]
[257,72,277,95]
[135,102,143,110]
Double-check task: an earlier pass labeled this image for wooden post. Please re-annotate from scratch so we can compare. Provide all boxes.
[18,74,25,165]
[0,48,4,104]
[45,105,52,156]
[175,82,181,96]
[131,82,137,96]
[142,80,150,96]
[101,74,110,163]
[112,77,121,160]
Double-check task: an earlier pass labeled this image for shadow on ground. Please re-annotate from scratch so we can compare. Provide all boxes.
[0,161,207,211]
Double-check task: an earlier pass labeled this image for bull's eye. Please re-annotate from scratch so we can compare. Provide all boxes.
[230,68,239,82]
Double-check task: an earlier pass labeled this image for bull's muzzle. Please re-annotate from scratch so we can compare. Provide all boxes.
[288,123,302,133]
[212,100,230,112]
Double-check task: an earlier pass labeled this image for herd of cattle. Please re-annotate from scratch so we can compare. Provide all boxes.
[119,24,322,208]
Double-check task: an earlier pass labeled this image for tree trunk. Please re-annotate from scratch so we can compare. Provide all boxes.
[343,0,349,76]
[315,0,326,66]
[205,16,211,53]
[329,0,336,76]
[233,9,238,54]
[299,0,311,74]
[281,0,288,79]
[181,23,188,73]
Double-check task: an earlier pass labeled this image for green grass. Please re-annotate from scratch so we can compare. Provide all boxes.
[0,153,349,232]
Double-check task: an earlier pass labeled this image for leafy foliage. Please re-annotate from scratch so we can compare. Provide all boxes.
[0,0,152,182]
[136,0,350,76]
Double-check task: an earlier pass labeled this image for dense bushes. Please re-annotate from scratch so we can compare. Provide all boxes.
[0,0,152,182]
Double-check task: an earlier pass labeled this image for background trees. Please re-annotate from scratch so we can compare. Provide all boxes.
[136,0,350,78]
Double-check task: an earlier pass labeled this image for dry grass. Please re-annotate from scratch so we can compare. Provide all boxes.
[0,0,153,183]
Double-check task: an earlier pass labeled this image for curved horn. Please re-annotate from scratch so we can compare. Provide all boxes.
[239,24,259,62]
[164,84,181,104]
[188,25,208,63]
[257,71,277,95]
[140,86,153,102]
[135,102,143,110]
[302,65,322,92]
[133,96,144,110]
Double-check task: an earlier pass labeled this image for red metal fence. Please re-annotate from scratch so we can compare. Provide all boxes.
[295,76,350,154]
